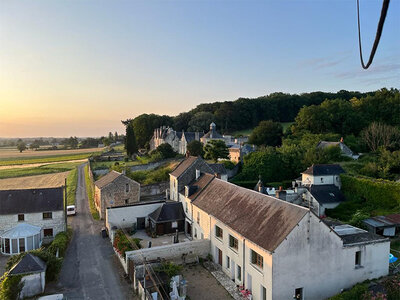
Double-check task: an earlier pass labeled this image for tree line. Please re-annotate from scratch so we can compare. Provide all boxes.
[122,90,369,149]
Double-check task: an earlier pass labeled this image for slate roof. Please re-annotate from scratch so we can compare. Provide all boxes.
[94,170,121,188]
[9,253,46,275]
[170,156,199,178]
[209,163,227,175]
[302,164,345,176]
[182,132,203,143]
[189,173,215,200]
[309,185,346,204]
[192,178,308,252]
[202,130,223,139]
[148,202,185,223]
[0,187,64,215]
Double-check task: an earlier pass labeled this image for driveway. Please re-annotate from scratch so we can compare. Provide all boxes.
[48,163,133,299]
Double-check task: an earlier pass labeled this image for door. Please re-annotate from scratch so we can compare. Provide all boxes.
[137,217,146,229]
[186,221,192,236]
[218,248,223,266]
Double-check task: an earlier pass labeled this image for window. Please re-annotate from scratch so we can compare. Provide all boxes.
[237,265,241,281]
[251,250,263,268]
[185,203,188,213]
[215,225,223,239]
[320,177,324,183]
[226,256,230,269]
[19,238,25,252]
[43,212,52,219]
[171,221,178,229]
[124,199,129,204]
[197,211,200,224]
[229,235,238,250]
[261,285,266,300]
[194,228,197,238]
[125,183,129,193]
[44,228,53,237]
[355,251,362,267]
[18,214,24,222]
[294,288,303,300]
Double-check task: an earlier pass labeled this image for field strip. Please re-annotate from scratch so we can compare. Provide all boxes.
[0,158,88,170]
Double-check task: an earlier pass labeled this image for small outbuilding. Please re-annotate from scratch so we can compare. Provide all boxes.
[0,223,42,255]
[9,253,47,298]
[148,202,185,235]
[363,214,400,237]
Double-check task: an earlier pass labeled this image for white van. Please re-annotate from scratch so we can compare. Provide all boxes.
[67,205,76,216]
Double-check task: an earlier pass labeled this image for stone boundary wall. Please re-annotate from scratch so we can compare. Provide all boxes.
[140,181,169,198]
[126,239,210,266]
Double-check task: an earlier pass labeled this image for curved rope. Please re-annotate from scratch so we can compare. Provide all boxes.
[357,0,390,69]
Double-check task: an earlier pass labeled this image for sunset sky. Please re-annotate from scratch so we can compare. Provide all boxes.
[1,0,399,138]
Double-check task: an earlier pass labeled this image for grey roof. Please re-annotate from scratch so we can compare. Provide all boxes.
[209,163,227,175]
[309,185,345,204]
[302,164,345,176]
[170,156,199,178]
[192,178,308,252]
[9,253,46,275]
[331,224,388,245]
[148,202,185,223]
[94,170,121,188]
[363,214,400,228]
[0,187,64,215]
[182,132,203,143]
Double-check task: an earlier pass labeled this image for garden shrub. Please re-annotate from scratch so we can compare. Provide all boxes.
[0,272,23,300]
[113,229,141,257]
[155,262,182,279]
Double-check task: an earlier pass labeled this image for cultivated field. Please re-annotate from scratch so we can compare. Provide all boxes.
[0,147,102,166]
[0,162,82,179]
[0,172,70,190]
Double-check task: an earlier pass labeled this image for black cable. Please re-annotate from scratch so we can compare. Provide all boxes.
[357,0,390,69]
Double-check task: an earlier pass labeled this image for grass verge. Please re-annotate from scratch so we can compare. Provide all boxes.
[84,164,99,220]
[66,167,78,205]
[0,162,81,179]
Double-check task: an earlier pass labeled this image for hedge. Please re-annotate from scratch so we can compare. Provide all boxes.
[327,174,400,221]
[0,273,23,300]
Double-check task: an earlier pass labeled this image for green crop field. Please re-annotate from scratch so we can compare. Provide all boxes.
[0,152,100,166]
[0,162,82,179]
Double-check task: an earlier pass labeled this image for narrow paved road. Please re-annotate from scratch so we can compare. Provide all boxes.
[53,163,131,299]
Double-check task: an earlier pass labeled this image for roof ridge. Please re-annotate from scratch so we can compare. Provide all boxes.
[190,174,215,202]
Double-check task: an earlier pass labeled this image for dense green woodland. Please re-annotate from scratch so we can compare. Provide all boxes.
[123,90,371,149]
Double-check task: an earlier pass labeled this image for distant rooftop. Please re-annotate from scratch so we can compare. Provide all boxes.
[302,164,345,176]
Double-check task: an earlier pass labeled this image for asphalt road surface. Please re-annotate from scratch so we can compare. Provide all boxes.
[51,163,132,299]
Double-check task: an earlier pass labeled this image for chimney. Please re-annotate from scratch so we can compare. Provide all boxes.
[279,186,283,191]
[195,169,201,180]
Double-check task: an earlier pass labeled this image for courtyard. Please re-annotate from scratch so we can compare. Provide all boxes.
[132,230,191,248]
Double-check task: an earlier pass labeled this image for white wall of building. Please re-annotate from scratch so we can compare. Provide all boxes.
[19,271,45,298]
[301,174,341,188]
[0,211,65,242]
[105,201,164,232]
[272,212,389,300]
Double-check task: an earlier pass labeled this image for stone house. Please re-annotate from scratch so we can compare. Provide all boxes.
[94,171,140,219]
[0,187,66,254]
[181,174,389,300]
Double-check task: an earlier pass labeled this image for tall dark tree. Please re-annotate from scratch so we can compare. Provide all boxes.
[125,123,138,157]
[249,120,283,147]
[186,140,204,157]
[204,140,229,162]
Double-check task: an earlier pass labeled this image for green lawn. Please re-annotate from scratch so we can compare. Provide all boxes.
[66,167,78,205]
[0,162,82,179]
[84,164,99,220]
[0,152,99,166]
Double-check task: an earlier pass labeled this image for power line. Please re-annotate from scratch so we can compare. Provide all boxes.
[357,0,390,69]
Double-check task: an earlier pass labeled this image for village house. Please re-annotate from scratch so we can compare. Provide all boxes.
[94,170,140,219]
[180,173,389,300]
[317,138,359,159]
[0,187,66,255]
[169,156,227,202]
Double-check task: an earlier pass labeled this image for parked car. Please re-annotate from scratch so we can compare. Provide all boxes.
[67,205,76,216]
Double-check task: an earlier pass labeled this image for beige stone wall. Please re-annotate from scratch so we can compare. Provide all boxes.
[98,175,140,219]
